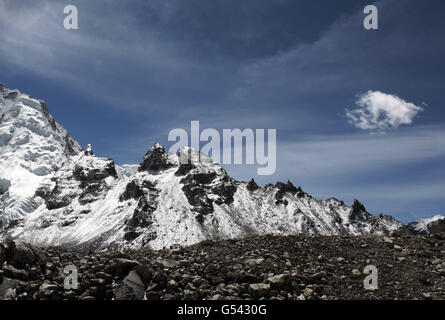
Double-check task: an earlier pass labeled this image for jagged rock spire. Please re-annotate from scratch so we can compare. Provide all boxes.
[246,178,259,191]
[84,144,94,156]
[351,199,366,218]
[139,143,173,172]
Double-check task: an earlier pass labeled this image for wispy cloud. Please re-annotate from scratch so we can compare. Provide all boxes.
[346,91,423,132]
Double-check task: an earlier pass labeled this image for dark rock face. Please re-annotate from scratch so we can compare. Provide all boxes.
[2,90,19,100]
[427,219,445,235]
[120,181,144,201]
[0,178,11,195]
[73,160,117,181]
[38,154,118,210]
[139,144,173,172]
[180,169,237,224]
[246,179,259,192]
[351,200,366,218]
[175,164,196,176]
[63,133,79,156]
[78,182,108,205]
[39,101,57,131]
[36,184,75,210]
[124,181,159,243]
[275,180,305,206]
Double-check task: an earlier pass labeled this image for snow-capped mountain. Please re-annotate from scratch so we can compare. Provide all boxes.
[0,84,81,226]
[1,84,408,250]
[406,214,445,235]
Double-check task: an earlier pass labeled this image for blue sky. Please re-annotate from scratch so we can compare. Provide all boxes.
[1,0,444,222]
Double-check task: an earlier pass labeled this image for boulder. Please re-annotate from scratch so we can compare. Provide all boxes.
[248,283,270,297]
[0,277,17,300]
[427,219,445,235]
[109,258,140,276]
[266,274,293,290]
[0,243,6,267]
[114,270,145,300]
[2,264,29,280]
[8,240,46,269]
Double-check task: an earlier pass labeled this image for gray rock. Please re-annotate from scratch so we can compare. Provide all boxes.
[248,283,270,297]
[427,219,445,234]
[39,282,59,297]
[244,258,264,267]
[183,289,199,300]
[0,243,6,266]
[114,270,145,300]
[2,264,29,281]
[0,277,17,300]
[8,240,46,269]
[266,274,293,290]
[109,258,140,274]
[134,265,152,283]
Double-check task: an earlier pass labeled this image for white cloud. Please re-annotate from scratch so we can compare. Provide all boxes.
[346,90,423,131]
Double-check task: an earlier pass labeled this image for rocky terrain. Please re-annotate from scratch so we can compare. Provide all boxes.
[1,232,444,301]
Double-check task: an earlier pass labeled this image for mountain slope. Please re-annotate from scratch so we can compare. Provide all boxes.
[0,84,81,226]
[407,215,445,235]
[1,83,407,250]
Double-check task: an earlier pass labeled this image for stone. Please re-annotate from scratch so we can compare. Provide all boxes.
[10,241,35,269]
[0,277,17,300]
[183,289,199,300]
[352,269,361,277]
[2,264,29,281]
[248,283,270,297]
[109,258,140,274]
[427,219,445,234]
[0,243,6,266]
[114,270,145,300]
[266,274,293,290]
[134,264,152,283]
[244,258,264,267]
[303,288,314,297]
[146,291,161,300]
[39,282,59,297]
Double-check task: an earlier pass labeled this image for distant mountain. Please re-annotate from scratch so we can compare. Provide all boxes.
[406,214,445,235]
[0,83,412,250]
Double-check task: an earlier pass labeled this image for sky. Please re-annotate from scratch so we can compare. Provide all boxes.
[0,0,444,223]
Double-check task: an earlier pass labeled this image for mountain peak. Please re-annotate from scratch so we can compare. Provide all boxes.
[139,143,174,172]
[0,83,81,225]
